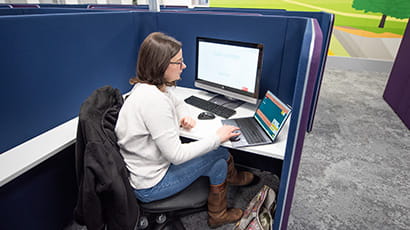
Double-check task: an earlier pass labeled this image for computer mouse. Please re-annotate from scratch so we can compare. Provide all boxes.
[229,131,241,142]
[198,111,216,120]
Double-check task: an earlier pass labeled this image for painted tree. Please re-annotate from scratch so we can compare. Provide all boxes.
[353,0,410,28]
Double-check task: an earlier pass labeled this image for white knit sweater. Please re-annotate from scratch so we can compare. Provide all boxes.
[115,83,220,189]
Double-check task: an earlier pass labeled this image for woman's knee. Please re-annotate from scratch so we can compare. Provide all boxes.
[210,147,229,161]
[207,158,228,185]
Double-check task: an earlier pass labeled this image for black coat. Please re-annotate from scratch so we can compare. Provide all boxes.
[74,86,139,230]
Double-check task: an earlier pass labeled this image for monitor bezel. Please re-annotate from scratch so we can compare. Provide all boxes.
[195,37,264,104]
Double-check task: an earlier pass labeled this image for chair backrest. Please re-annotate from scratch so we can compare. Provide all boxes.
[74,86,140,230]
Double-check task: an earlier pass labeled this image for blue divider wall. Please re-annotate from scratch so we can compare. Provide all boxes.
[0,10,312,154]
[192,7,333,44]
[0,8,322,230]
[23,5,333,133]
[156,12,308,106]
[275,22,313,227]
[0,3,89,8]
[0,8,96,15]
[0,11,138,153]
[0,145,77,230]
[275,19,323,229]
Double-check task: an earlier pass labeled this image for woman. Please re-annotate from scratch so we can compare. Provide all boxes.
[115,32,254,228]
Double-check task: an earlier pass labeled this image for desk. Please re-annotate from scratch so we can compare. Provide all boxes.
[0,87,288,188]
[0,117,77,187]
[174,86,289,161]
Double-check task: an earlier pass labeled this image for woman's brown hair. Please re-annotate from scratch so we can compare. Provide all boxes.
[130,32,182,87]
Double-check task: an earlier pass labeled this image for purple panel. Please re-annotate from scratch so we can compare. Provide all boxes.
[383,19,410,129]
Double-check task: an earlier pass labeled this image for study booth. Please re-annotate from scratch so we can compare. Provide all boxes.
[33,4,334,133]
[175,6,334,133]
[0,7,332,230]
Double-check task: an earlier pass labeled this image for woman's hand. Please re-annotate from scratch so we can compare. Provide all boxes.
[216,125,240,143]
[180,117,196,130]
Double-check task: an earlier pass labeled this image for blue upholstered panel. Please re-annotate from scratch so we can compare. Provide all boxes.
[0,145,77,230]
[0,12,138,153]
[276,17,309,104]
[132,12,159,47]
[0,8,96,15]
[156,12,308,106]
[275,19,324,229]
[0,9,314,163]
[273,18,316,230]
[0,9,319,230]
[193,8,332,41]
[0,9,320,230]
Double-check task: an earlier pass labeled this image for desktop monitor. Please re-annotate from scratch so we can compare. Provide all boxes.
[195,37,264,105]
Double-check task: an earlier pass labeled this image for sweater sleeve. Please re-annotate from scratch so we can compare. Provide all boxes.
[167,87,191,121]
[141,94,220,165]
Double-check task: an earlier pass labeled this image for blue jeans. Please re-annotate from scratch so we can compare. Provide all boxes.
[134,147,229,203]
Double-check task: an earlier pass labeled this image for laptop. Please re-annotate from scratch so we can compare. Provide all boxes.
[221,90,291,148]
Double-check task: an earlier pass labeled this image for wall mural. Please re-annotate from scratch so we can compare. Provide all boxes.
[210,0,410,60]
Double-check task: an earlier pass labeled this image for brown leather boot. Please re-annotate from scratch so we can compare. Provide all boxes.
[226,154,254,186]
[208,182,243,228]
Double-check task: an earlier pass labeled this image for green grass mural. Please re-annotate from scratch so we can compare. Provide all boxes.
[209,0,409,59]
[209,0,408,35]
[353,0,410,28]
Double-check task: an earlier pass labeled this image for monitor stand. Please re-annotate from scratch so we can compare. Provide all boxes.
[209,95,244,110]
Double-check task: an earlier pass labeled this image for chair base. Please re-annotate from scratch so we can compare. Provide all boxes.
[137,177,209,230]
[138,206,207,230]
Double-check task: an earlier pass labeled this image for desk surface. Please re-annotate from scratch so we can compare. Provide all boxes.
[0,117,78,187]
[174,86,288,160]
[0,87,288,187]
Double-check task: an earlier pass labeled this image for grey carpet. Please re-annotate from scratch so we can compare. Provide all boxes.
[288,68,410,229]
[181,170,280,230]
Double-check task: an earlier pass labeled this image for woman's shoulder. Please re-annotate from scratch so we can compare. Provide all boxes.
[131,83,159,95]
[128,84,167,103]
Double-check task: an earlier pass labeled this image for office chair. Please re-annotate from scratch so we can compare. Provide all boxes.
[75,86,209,230]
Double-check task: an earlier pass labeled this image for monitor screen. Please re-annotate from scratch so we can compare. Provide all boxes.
[195,37,264,104]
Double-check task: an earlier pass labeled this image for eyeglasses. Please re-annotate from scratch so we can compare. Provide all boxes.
[169,60,185,68]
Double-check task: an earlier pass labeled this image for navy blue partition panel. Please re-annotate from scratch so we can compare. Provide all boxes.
[155,12,309,107]
[0,7,96,15]
[275,19,323,230]
[37,4,89,8]
[0,11,138,153]
[0,145,77,230]
[0,8,324,230]
[193,7,334,132]
[0,10,140,230]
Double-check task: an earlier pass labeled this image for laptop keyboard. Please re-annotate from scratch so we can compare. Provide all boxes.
[236,118,267,144]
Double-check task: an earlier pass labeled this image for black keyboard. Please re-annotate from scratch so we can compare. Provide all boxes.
[184,95,236,118]
[236,118,267,144]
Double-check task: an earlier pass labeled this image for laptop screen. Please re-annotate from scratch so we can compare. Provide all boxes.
[254,91,291,141]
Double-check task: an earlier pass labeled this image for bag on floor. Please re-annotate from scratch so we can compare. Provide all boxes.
[233,185,276,230]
